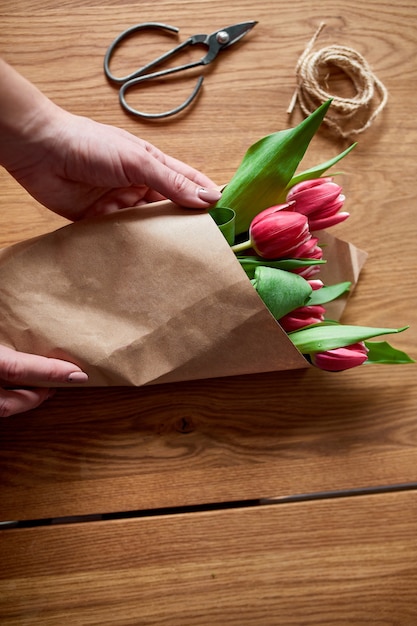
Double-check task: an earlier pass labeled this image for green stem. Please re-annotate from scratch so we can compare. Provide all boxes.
[231,238,252,253]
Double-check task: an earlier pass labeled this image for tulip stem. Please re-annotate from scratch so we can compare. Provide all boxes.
[231,238,252,253]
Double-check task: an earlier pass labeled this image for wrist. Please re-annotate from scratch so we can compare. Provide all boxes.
[0,58,60,171]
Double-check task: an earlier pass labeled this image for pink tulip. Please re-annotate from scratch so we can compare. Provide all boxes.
[249,205,314,259]
[286,177,349,231]
[279,280,325,332]
[307,279,324,291]
[294,236,323,259]
[280,304,326,332]
[312,342,369,371]
[290,236,324,279]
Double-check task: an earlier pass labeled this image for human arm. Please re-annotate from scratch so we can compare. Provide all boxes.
[0,58,223,415]
[0,57,221,220]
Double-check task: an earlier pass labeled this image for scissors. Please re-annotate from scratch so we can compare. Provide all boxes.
[104,21,257,119]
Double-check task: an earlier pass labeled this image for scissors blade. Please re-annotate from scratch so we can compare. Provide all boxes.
[215,21,258,49]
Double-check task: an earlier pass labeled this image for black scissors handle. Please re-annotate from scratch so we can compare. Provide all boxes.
[104,22,181,85]
[104,21,257,119]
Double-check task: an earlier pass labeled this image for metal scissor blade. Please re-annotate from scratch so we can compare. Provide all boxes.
[216,21,258,48]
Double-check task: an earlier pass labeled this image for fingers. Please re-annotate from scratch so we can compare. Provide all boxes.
[144,144,222,208]
[119,137,222,209]
[156,151,219,192]
[0,346,89,417]
[58,117,222,213]
[0,387,52,418]
[143,160,222,209]
[0,345,88,386]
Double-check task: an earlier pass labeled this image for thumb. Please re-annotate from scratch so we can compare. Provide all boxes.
[0,345,88,386]
[0,387,52,417]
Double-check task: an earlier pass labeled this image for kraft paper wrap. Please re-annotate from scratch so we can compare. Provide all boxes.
[0,200,367,386]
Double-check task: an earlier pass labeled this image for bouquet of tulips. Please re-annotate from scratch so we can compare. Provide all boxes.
[209,100,412,371]
[0,100,412,385]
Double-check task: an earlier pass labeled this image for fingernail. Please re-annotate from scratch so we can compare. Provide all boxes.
[67,371,89,384]
[197,187,222,204]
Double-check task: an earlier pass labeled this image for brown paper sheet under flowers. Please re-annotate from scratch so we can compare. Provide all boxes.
[0,200,367,386]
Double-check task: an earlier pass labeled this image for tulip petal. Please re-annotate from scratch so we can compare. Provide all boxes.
[312,344,369,371]
[250,210,311,259]
[279,304,326,332]
[309,212,350,231]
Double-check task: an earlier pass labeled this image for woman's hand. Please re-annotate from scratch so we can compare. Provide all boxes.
[0,58,222,221]
[0,345,88,417]
[0,59,221,416]
[7,107,222,221]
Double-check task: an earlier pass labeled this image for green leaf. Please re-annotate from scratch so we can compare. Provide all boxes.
[286,143,357,190]
[289,324,409,354]
[216,100,332,235]
[252,266,312,320]
[237,255,326,279]
[209,206,236,246]
[364,341,415,364]
[307,282,351,305]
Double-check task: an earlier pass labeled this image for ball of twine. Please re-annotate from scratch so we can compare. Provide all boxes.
[287,23,388,139]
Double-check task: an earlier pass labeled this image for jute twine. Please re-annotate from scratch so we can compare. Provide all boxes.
[287,22,388,139]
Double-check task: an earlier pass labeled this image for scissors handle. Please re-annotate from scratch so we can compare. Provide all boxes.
[118,45,208,119]
[104,23,209,119]
[104,22,181,84]
[120,75,204,119]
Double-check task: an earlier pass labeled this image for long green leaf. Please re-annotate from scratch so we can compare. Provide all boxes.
[238,256,326,279]
[216,100,332,235]
[289,324,409,354]
[285,143,357,190]
[307,282,351,305]
[364,341,415,364]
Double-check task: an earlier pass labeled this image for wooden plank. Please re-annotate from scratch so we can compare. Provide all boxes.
[0,0,417,521]
[1,373,417,520]
[1,491,417,625]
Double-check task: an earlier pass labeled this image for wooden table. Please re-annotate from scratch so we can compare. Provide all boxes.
[1,0,417,623]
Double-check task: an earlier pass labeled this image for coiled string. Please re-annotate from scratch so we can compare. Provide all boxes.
[287,22,388,139]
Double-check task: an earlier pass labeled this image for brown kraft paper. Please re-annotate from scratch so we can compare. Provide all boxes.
[0,200,367,386]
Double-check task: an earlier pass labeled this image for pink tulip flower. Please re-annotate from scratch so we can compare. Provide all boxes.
[249,205,316,259]
[294,236,323,259]
[312,342,369,371]
[279,280,325,332]
[286,177,349,231]
[290,236,324,279]
[307,279,324,291]
[279,304,326,332]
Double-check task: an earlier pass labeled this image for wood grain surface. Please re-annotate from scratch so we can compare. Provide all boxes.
[1,491,417,625]
[1,0,417,622]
